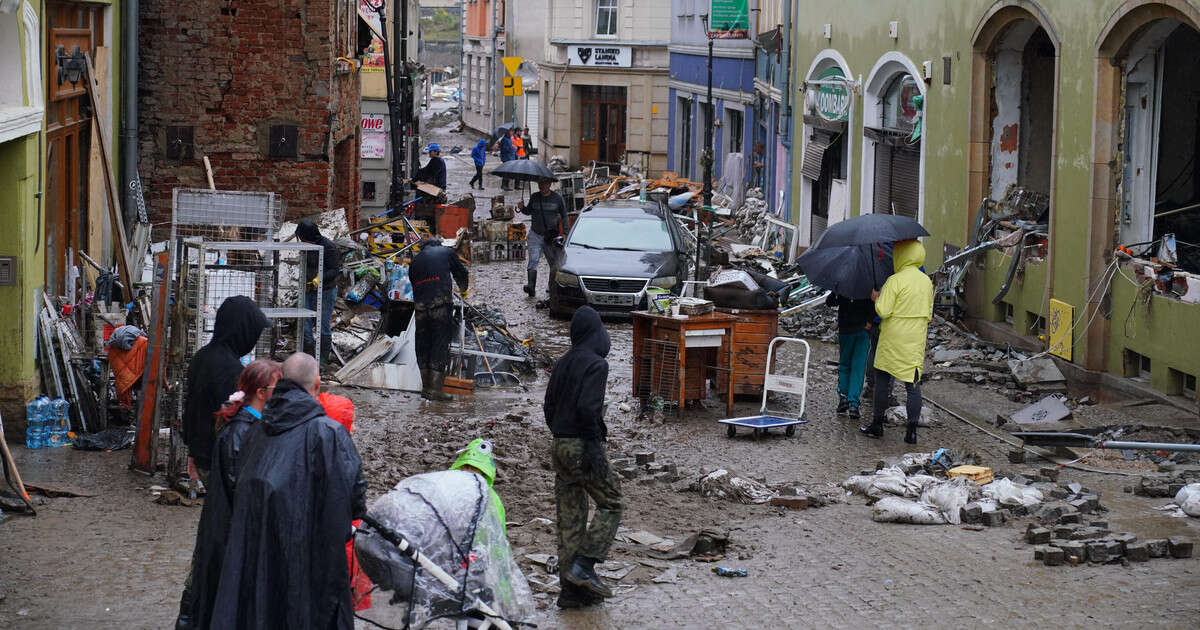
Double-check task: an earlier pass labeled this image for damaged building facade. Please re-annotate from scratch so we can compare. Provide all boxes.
[138,0,362,225]
[789,0,1200,400]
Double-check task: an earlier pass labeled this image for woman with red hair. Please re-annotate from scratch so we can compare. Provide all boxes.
[177,359,281,629]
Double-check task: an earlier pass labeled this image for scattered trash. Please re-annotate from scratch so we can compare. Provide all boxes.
[651,568,679,584]
[71,428,136,451]
[697,469,775,504]
[711,566,748,578]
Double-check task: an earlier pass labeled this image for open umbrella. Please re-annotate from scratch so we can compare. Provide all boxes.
[490,159,554,183]
[813,213,929,248]
[796,243,892,300]
[489,123,515,148]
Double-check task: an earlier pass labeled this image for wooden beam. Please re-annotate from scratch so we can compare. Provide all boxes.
[83,52,134,294]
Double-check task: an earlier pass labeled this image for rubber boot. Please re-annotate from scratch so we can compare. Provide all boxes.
[859,417,884,439]
[836,394,849,415]
[904,422,918,445]
[427,370,454,402]
[556,582,603,609]
[419,369,433,399]
[319,334,333,367]
[564,557,612,598]
[524,270,536,297]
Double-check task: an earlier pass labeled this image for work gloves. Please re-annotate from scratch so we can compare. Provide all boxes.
[306,276,319,292]
[459,288,469,300]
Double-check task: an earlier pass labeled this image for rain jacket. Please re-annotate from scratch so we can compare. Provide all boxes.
[182,296,269,470]
[873,240,933,383]
[297,220,343,287]
[409,239,469,305]
[544,306,610,440]
[498,135,516,162]
[450,438,507,530]
[414,155,447,190]
[209,379,367,630]
[471,139,488,167]
[177,405,259,630]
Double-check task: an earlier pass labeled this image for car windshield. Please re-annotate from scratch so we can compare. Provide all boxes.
[568,215,673,251]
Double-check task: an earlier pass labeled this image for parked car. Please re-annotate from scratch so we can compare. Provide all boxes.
[548,199,693,318]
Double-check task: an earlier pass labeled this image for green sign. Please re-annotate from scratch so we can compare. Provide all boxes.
[708,0,749,39]
[810,67,850,122]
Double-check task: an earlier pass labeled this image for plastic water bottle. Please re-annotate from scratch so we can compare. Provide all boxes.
[24,399,43,449]
[51,398,70,446]
[41,397,62,448]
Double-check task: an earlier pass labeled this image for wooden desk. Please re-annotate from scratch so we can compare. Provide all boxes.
[631,311,737,414]
[715,308,780,398]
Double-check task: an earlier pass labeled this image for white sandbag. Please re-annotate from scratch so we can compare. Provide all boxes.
[871,496,947,525]
[884,406,936,427]
[982,478,1044,507]
[842,474,876,495]
[920,478,975,525]
[1177,483,1200,518]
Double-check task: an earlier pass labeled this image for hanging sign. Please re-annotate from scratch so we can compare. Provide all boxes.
[807,66,851,122]
[361,113,386,159]
[567,45,631,68]
[708,0,750,39]
[358,0,386,72]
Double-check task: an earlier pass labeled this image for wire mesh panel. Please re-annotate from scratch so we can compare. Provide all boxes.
[171,188,283,243]
[635,338,680,409]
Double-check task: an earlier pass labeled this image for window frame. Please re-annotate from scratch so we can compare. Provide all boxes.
[595,0,618,37]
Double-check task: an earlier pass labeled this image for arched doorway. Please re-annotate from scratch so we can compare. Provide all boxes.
[798,50,854,246]
[860,53,924,221]
[968,2,1059,225]
[1085,1,1200,370]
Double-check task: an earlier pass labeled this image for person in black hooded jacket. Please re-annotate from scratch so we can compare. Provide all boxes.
[544,306,623,608]
[296,219,342,367]
[209,353,367,630]
[409,238,469,401]
[182,295,269,483]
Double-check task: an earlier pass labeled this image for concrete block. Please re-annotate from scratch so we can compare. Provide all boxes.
[1026,526,1052,544]
[1104,540,1124,559]
[1147,539,1170,558]
[1086,541,1112,563]
[1038,467,1060,482]
[1032,545,1047,560]
[654,471,677,484]
[983,509,1009,527]
[634,451,655,465]
[1124,541,1150,562]
[1053,524,1079,539]
[1058,512,1080,524]
[1047,486,1069,499]
[1068,498,1090,513]
[1011,397,1072,426]
[1057,541,1086,563]
[1088,519,1109,529]
[1070,527,1109,540]
[1008,450,1026,464]
[960,503,984,524]
[1169,538,1194,559]
[1081,495,1101,512]
[1168,482,1185,496]
[617,466,639,480]
[1112,533,1137,551]
[769,496,809,510]
[1008,357,1066,386]
[1042,546,1065,566]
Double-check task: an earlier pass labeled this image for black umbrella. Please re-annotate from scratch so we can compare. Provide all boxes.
[812,214,929,248]
[796,244,893,300]
[491,159,555,183]
[489,123,515,147]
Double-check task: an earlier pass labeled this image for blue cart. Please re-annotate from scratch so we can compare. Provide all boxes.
[718,336,811,439]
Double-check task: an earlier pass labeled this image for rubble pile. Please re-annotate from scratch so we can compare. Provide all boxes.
[780,304,837,342]
[727,189,769,244]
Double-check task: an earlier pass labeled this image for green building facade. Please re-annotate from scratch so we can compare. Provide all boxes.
[789,0,1200,401]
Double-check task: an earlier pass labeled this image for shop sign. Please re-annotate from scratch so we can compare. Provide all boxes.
[361,113,386,159]
[567,45,631,68]
[808,67,850,122]
[708,0,750,39]
[358,0,385,73]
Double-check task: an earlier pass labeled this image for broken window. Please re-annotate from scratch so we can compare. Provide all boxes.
[987,24,1055,203]
[1119,22,1200,273]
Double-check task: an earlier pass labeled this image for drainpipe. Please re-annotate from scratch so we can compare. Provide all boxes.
[121,0,139,227]
[780,0,792,220]
[490,0,498,135]
[457,0,464,120]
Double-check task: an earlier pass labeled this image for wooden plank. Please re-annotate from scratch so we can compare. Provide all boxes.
[86,46,111,265]
[131,250,172,474]
[83,52,133,294]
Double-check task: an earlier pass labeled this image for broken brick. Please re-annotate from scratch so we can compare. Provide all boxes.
[768,496,808,510]
[1169,538,1194,559]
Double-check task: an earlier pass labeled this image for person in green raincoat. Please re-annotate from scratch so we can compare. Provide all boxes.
[860,239,932,444]
[450,438,506,531]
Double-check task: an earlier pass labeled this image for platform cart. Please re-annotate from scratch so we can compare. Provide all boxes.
[717,336,811,439]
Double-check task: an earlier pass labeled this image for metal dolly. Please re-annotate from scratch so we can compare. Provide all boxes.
[718,336,810,439]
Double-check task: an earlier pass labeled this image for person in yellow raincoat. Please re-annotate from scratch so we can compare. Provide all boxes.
[860,239,932,444]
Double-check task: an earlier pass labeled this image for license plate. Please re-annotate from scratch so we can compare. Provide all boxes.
[590,293,636,306]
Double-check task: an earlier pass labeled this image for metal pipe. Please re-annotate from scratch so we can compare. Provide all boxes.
[1100,441,1200,453]
[121,0,139,227]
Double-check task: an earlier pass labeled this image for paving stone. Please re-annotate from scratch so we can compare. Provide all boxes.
[1032,545,1048,560]
[960,503,983,525]
[1042,546,1065,566]
[768,496,808,510]
[1169,538,1194,559]
[1053,524,1079,539]
[1147,539,1171,558]
[1068,498,1090,513]
[617,466,639,480]
[1086,541,1113,563]
[1125,542,1150,562]
[1089,520,1109,529]
[1070,527,1109,541]
[1025,526,1052,544]
[1038,467,1060,482]
[1112,533,1137,551]
[1081,495,1101,511]
[1008,450,1026,464]
[983,509,1009,527]
[1058,512,1080,524]
[1057,541,1086,563]
[634,451,655,465]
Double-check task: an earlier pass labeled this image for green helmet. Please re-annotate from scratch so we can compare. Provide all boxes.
[450,438,497,487]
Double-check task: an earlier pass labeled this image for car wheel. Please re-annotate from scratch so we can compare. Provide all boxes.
[548,287,570,320]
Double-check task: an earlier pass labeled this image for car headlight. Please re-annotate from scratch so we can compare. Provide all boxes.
[649,276,677,289]
[556,271,580,287]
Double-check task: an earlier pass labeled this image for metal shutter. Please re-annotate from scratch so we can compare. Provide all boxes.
[802,132,830,181]
[525,90,540,140]
[872,143,893,214]
[872,141,920,218]
[811,213,828,243]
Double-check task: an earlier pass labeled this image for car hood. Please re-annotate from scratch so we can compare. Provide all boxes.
[560,246,677,279]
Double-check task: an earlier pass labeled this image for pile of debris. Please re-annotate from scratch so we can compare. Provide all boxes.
[780,303,837,342]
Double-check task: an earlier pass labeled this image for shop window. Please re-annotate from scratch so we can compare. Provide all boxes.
[595,0,617,36]
[725,108,743,156]
[678,96,693,179]
[1119,23,1200,272]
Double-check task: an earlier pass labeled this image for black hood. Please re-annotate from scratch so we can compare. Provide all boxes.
[296,219,321,242]
[569,306,610,358]
[262,379,326,436]
[212,296,270,356]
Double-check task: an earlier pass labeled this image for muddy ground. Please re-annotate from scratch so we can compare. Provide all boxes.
[1,105,1198,629]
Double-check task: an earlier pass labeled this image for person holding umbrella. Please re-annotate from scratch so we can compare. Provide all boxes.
[497,130,517,190]
[827,293,875,419]
[518,177,568,297]
[860,239,933,444]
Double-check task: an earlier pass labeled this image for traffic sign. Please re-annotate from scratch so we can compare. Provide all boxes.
[501,56,523,76]
[503,76,523,97]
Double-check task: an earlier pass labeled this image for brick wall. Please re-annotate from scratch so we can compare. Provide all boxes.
[139,0,360,229]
